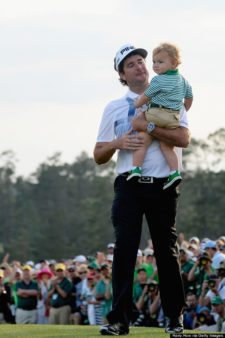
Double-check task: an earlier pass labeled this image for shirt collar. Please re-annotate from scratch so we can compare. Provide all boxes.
[163,69,179,75]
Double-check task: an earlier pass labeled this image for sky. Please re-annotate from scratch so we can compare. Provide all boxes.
[1,0,225,177]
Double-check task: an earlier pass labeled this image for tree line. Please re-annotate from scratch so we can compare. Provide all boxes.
[0,128,225,262]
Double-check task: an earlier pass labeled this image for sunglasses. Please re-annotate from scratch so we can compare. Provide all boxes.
[79,271,87,275]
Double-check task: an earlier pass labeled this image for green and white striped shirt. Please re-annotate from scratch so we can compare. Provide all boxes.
[145,69,193,110]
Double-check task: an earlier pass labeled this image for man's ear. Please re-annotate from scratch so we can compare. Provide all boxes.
[119,72,126,81]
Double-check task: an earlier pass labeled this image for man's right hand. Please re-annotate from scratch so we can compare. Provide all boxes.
[116,130,145,151]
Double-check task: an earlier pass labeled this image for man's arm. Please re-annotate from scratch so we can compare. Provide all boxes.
[132,112,191,148]
[93,131,146,165]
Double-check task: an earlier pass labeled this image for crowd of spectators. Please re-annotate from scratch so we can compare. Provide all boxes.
[1,234,225,332]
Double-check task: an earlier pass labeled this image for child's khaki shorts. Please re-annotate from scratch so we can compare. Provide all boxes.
[145,107,180,128]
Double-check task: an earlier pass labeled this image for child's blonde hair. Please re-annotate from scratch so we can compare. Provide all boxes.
[153,42,181,66]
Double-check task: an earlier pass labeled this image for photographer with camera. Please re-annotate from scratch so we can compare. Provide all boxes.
[199,261,225,308]
[198,296,225,332]
[132,280,164,327]
[194,306,215,329]
[188,252,215,297]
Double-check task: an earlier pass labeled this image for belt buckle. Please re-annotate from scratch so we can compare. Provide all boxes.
[138,176,154,184]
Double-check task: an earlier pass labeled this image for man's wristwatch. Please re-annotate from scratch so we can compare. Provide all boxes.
[147,122,155,135]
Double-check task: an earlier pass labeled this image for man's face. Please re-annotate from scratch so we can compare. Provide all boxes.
[120,54,149,86]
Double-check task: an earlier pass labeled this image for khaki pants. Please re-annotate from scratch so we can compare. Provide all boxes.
[145,107,179,128]
[49,305,71,324]
[16,308,37,324]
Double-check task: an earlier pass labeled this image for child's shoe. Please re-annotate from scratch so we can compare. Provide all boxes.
[163,171,182,190]
[127,167,142,181]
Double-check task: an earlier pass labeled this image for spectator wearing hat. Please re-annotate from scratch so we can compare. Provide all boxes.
[198,296,225,332]
[107,244,115,256]
[189,237,200,247]
[37,268,53,324]
[209,242,225,270]
[72,264,88,325]
[66,265,80,320]
[48,263,73,324]
[188,252,215,297]
[106,255,114,269]
[15,265,39,324]
[194,306,215,330]
[81,272,98,325]
[133,268,149,306]
[132,281,164,327]
[187,243,200,262]
[74,255,87,267]
[200,261,225,308]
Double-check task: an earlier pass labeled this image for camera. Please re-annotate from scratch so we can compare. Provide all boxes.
[196,313,207,325]
[198,253,211,267]
[208,279,216,288]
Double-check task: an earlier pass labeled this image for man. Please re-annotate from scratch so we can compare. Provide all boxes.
[94,43,189,335]
[48,263,73,324]
[15,265,39,324]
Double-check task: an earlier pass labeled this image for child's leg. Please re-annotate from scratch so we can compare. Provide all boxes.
[127,132,152,181]
[159,141,182,190]
[159,141,178,171]
[133,132,152,167]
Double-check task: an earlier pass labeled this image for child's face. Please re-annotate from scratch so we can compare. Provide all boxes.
[152,50,177,75]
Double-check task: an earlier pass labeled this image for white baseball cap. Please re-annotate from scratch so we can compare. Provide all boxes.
[114,43,148,72]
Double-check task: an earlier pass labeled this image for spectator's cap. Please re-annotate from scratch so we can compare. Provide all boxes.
[67,265,75,272]
[48,259,56,266]
[0,262,10,270]
[37,268,53,279]
[188,243,199,251]
[114,44,148,71]
[137,267,147,273]
[0,269,4,278]
[15,268,22,275]
[199,252,212,262]
[189,236,200,245]
[211,295,224,305]
[88,262,99,269]
[204,241,217,249]
[137,249,143,257]
[100,263,109,270]
[55,263,66,271]
[22,264,32,271]
[26,260,34,267]
[199,306,211,313]
[74,255,86,263]
[144,248,154,256]
[107,243,115,249]
[219,236,225,242]
[106,254,114,262]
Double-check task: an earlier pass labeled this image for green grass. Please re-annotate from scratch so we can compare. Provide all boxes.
[0,325,205,338]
